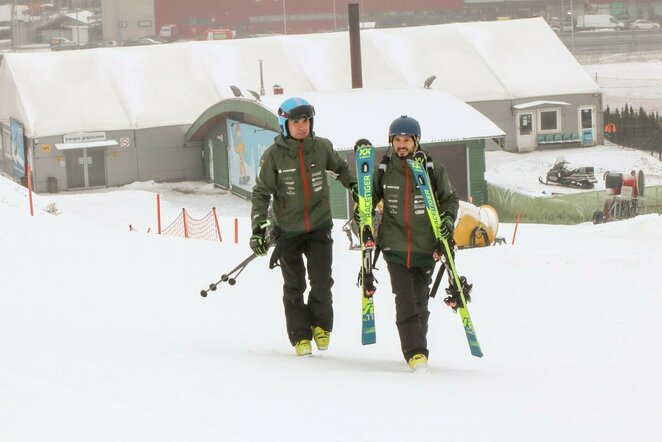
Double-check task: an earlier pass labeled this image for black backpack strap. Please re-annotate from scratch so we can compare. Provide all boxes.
[375,149,391,193]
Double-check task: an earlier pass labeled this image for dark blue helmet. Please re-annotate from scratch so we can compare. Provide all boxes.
[389,115,421,144]
[277,97,315,138]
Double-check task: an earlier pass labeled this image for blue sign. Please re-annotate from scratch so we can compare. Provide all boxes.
[226,119,277,192]
[10,119,25,178]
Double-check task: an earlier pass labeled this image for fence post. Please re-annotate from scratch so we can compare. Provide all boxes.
[212,207,222,242]
[182,208,188,238]
[157,194,162,234]
[234,218,239,244]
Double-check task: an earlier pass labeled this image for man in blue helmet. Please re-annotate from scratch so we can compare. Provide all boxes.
[250,97,358,356]
[372,115,459,372]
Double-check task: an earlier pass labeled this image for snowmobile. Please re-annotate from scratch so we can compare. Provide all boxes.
[538,157,598,189]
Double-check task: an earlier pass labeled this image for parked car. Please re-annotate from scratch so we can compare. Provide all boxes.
[629,19,660,30]
[79,41,102,50]
[49,36,73,48]
[159,24,178,42]
[576,14,625,31]
[121,38,163,47]
[51,41,79,51]
[616,14,631,28]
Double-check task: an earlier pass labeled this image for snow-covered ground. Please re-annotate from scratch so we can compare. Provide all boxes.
[1,53,662,442]
[581,50,662,113]
[485,143,662,197]
[3,145,662,441]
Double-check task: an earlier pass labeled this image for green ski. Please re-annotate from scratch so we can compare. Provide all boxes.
[406,152,483,358]
[355,143,376,345]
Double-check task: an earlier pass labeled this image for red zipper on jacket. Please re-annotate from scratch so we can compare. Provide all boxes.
[298,141,311,232]
[403,159,411,268]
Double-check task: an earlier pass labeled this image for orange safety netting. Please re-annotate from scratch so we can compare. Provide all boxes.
[161,208,222,242]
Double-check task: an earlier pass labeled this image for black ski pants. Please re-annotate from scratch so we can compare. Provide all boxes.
[279,227,334,345]
[386,261,435,361]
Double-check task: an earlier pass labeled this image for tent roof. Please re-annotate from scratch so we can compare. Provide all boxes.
[0,17,597,138]
[257,89,505,150]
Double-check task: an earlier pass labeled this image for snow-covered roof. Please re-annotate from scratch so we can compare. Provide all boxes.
[0,17,597,138]
[256,89,505,150]
[63,10,95,24]
[512,100,571,109]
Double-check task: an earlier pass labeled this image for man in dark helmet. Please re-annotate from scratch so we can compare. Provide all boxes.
[250,97,358,356]
[372,115,459,372]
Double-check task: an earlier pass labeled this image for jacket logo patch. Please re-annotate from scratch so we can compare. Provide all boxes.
[278,168,296,174]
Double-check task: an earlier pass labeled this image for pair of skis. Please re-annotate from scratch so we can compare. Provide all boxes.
[406,152,483,358]
[355,144,377,345]
[354,145,483,357]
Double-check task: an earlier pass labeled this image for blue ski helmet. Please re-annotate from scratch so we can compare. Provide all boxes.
[277,97,315,138]
[388,115,421,145]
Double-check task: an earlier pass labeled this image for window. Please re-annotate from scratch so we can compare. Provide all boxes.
[519,114,532,135]
[138,20,152,28]
[537,108,561,133]
[581,108,593,129]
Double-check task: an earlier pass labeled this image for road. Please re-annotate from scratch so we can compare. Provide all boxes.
[558,29,662,55]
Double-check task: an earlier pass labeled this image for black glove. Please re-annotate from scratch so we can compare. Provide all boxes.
[249,220,271,256]
[439,214,455,241]
[350,183,360,203]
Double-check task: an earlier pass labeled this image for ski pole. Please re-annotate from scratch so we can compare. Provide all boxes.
[429,262,446,298]
[200,252,258,297]
[200,241,276,297]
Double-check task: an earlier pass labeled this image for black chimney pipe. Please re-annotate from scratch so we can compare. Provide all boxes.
[348,3,362,88]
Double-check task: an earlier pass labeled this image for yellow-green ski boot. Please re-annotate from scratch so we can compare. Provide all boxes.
[294,339,312,356]
[312,326,331,351]
[407,354,428,372]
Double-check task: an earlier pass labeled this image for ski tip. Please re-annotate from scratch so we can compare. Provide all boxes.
[354,139,373,151]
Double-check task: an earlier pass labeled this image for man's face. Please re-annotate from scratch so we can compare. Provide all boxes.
[287,117,311,140]
[392,135,417,158]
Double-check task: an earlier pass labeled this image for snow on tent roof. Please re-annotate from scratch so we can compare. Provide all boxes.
[257,89,505,150]
[0,17,596,138]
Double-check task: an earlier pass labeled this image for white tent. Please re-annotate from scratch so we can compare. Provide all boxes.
[0,17,596,138]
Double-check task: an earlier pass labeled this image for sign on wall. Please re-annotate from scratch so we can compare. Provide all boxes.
[226,119,277,193]
[10,119,25,179]
[63,132,107,143]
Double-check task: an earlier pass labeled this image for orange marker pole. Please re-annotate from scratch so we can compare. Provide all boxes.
[157,194,162,234]
[511,213,521,245]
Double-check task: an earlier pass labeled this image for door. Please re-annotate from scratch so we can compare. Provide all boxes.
[86,148,107,187]
[516,112,536,151]
[207,138,214,181]
[65,149,86,189]
[212,138,229,188]
[579,106,596,146]
[65,147,107,189]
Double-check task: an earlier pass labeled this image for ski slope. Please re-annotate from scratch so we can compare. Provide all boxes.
[1,168,661,441]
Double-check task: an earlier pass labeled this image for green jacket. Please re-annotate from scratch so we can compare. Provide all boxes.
[374,150,459,268]
[251,133,356,238]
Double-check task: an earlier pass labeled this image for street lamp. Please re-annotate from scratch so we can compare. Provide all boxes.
[570,0,575,53]
[259,60,265,96]
[282,0,287,35]
[333,0,337,30]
